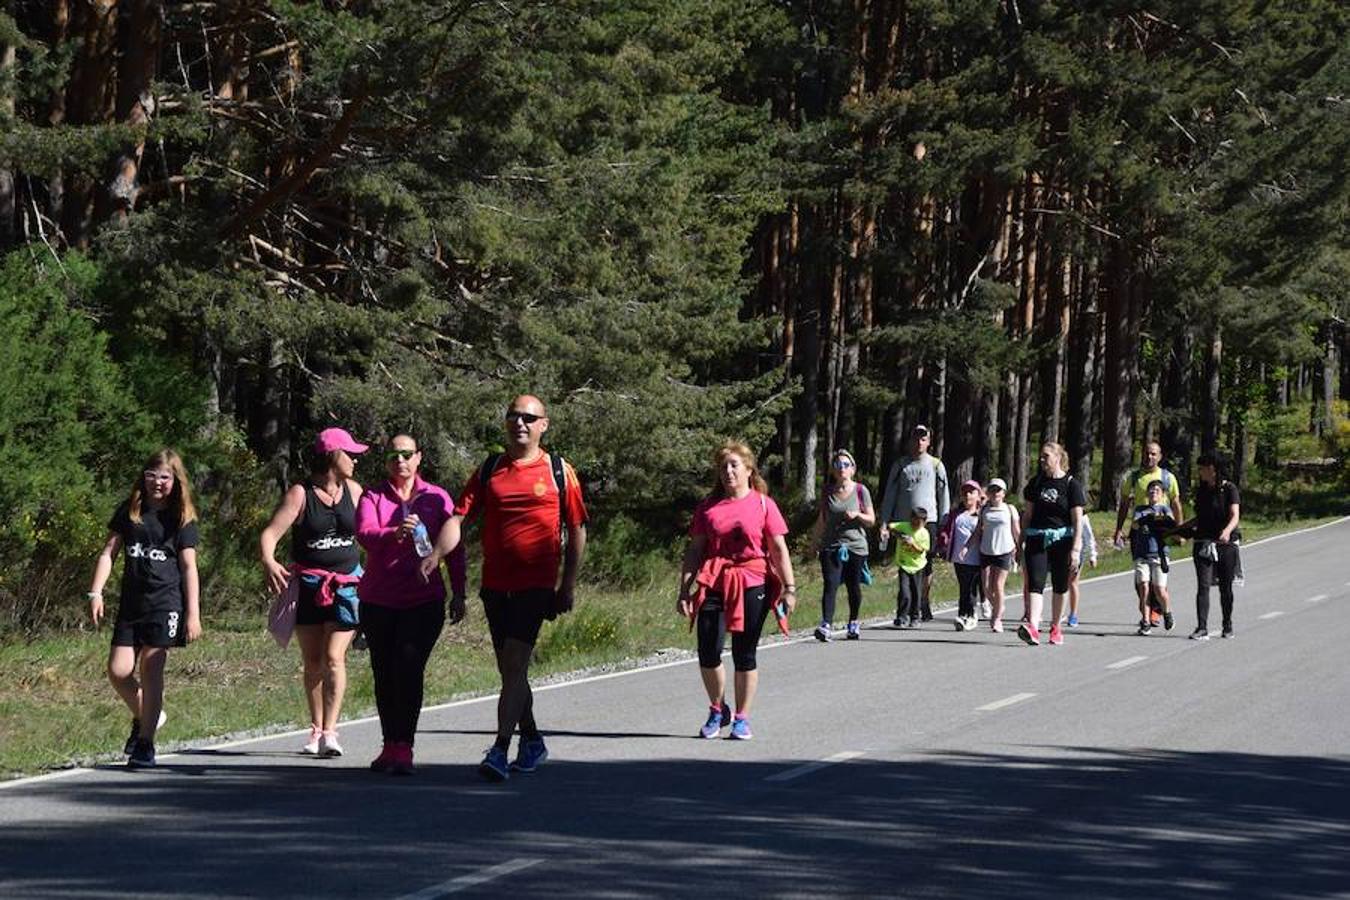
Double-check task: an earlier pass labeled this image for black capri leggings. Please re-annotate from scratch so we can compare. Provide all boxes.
[1194,542,1239,630]
[361,599,445,745]
[1024,538,1074,595]
[697,587,770,672]
[819,549,865,624]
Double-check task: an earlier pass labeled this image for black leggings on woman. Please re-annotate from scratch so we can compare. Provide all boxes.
[1194,543,1239,630]
[361,599,445,745]
[1024,538,1073,595]
[820,549,865,624]
[697,588,770,672]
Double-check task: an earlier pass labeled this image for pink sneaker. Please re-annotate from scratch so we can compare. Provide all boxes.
[389,742,415,776]
[1017,623,1041,646]
[1048,625,1063,646]
[990,619,1003,633]
[369,743,396,772]
[300,724,322,755]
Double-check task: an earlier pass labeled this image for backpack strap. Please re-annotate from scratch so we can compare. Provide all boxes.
[480,452,503,485]
[549,452,567,532]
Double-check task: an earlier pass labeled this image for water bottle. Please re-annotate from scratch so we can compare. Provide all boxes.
[413,521,433,558]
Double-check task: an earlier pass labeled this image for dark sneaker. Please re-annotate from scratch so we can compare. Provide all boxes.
[892,616,904,628]
[1221,625,1234,639]
[1137,622,1153,636]
[124,719,141,756]
[699,701,731,739]
[1163,611,1175,632]
[478,746,510,782]
[127,739,156,768]
[920,610,934,623]
[813,623,832,642]
[511,738,548,773]
[1017,623,1040,646]
[1189,628,1209,641]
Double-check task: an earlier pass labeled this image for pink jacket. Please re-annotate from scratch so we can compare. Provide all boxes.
[355,476,466,609]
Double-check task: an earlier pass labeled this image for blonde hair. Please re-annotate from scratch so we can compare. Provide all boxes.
[1041,441,1070,473]
[128,448,198,526]
[711,441,769,499]
[829,448,856,486]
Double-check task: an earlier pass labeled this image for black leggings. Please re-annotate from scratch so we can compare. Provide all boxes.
[1194,543,1239,630]
[819,549,865,624]
[361,599,445,745]
[895,570,923,620]
[697,588,770,672]
[955,563,982,617]
[1024,538,1073,595]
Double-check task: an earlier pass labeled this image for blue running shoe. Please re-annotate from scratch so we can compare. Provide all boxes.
[1067,613,1079,628]
[478,746,510,782]
[511,737,548,773]
[728,717,753,741]
[699,701,730,739]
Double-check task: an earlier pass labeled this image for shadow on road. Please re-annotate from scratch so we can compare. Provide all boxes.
[2,747,1347,898]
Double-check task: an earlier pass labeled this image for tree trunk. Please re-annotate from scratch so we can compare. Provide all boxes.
[1200,323,1222,455]
[99,0,163,225]
[1159,330,1194,487]
[61,0,121,246]
[1100,243,1140,511]
[1063,254,1097,486]
[0,43,15,248]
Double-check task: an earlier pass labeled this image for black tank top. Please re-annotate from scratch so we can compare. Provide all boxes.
[291,483,359,572]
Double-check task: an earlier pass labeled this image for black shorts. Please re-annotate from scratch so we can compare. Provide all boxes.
[295,577,359,630]
[981,552,1014,572]
[112,609,187,649]
[481,588,553,649]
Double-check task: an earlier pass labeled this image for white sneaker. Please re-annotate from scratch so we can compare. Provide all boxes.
[319,731,344,758]
[980,600,992,619]
[300,725,322,755]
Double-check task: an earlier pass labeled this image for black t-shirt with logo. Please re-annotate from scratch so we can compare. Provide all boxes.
[291,483,359,573]
[109,501,199,618]
[1022,474,1087,530]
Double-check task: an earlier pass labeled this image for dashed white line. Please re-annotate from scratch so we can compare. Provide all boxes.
[394,858,543,899]
[976,692,1036,712]
[766,751,866,783]
[1306,594,1328,603]
[1258,611,1285,620]
[1107,655,1148,670]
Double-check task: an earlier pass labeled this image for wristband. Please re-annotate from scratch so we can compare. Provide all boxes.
[783,585,797,593]
[86,591,102,601]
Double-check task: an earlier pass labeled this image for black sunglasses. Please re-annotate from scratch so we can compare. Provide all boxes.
[505,411,543,425]
[385,448,418,461]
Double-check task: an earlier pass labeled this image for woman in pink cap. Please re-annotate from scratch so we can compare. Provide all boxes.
[259,427,367,758]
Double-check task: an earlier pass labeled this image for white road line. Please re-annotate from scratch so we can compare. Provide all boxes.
[1258,611,1285,620]
[1306,594,1328,603]
[765,750,866,783]
[394,858,543,900]
[1106,655,1148,670]
[976,692,1036,712]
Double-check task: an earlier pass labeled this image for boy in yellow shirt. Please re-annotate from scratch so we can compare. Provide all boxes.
[890,507,931,629]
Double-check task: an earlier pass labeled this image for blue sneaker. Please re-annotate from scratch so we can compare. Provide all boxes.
[511,737,548,773]
[728,717,753,741]
[1067,613,1079,628]
[478,746,510,782]
[699,701,731,739]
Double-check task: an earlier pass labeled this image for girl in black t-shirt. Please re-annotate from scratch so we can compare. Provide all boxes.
[88,449,201,768]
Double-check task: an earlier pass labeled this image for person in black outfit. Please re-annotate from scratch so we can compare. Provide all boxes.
[259,428,368,757]
[88,449,202,768]
[1178,453,1241,640]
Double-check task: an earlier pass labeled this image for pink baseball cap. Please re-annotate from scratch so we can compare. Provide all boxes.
[960,479,982,493]
[314,427,368,455]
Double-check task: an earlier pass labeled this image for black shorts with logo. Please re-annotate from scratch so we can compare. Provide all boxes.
[111,608,187,649]
[481,588,554,649]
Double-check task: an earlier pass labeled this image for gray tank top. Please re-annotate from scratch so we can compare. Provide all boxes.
[822,482,871,556]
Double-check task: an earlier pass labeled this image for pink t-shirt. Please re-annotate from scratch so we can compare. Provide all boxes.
[690,491,790,587]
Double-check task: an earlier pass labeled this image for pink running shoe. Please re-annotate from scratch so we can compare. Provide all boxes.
[389,742,415,776]
[1017,623,1041,646]
[300,724,322,755]
[991,619,1004,633]
[1048,625,1063,646]
[369,743,396,773]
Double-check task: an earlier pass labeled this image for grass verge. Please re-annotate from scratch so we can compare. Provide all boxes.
[3,503,1344,780]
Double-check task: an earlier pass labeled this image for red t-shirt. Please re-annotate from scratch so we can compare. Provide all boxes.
[690,491,789,587]
[456,452,588,592]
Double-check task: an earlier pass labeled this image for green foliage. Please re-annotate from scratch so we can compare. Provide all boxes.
[531,604,623,666]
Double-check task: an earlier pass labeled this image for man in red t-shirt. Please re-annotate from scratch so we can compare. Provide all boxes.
[421,394,587,782]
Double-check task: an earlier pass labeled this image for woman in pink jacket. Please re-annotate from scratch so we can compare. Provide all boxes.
[355,434,466,775]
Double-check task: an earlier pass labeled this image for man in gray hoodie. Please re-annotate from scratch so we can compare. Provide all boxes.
[879,425,951,622]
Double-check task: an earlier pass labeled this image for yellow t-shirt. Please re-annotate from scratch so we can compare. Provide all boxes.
[890,521,931,574]
[1123,466,1180,511]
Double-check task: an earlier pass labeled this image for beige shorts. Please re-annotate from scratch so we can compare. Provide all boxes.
[1132,558,1168,587]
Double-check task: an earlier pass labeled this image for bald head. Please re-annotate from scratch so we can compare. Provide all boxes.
[504,393,549,458]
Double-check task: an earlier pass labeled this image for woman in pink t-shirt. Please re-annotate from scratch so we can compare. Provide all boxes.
[677,441,795,741]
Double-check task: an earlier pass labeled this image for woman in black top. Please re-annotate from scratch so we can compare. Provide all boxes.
[260,428,367,757]
[1018,442,1086,647]
[88,449,201,768]
[1181,452,1241,640]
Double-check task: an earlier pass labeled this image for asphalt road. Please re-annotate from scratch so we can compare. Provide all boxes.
[3,519,1349,899]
